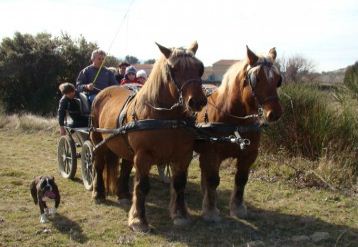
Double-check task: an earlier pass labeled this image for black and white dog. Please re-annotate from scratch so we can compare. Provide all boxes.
[30,176,60,223]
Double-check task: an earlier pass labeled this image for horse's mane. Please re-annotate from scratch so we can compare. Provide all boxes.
[136,47,200,107]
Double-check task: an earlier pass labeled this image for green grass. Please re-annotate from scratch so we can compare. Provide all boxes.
[0,129,357,246]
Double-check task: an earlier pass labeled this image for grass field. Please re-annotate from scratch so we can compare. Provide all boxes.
[0,128,357,247]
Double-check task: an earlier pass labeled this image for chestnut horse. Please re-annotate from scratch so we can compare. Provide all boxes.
[195,46,283,222]
[91,42,207,232]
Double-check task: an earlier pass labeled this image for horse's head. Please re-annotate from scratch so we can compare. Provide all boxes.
[156,41,207,112]
[245,46,283,122]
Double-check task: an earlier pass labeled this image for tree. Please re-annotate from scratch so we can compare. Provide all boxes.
[0,32,61,113]
[56,33,97,82]
[124,55,139,65]
[144,59,155,64]
[104,55,120,68]
[0,32,97,114]
[277,55,316,83]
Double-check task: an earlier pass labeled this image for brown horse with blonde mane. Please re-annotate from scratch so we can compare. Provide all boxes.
[91,42,207,232]
[195,46,283,222]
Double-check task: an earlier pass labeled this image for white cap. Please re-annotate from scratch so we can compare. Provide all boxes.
[136,69,148,79]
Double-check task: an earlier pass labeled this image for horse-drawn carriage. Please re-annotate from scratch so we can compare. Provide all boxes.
[56,84,146,191]
[57,126,94,190]
[57,92,94,191]
[55,43,282,232]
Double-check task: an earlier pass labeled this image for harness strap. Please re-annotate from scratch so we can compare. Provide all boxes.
[118,93,136,128]
[93,119,194,152]
[196,122,261,134]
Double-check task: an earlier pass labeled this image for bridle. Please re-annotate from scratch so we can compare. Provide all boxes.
[246,59,282,106]
[146,58,203,111]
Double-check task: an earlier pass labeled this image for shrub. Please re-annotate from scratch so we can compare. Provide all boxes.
[261,83,358,187]
[344,61,358,96]
[262,83,350,158]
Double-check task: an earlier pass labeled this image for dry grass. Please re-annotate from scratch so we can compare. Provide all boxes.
[0,113,57,132]
[0,129,357,246]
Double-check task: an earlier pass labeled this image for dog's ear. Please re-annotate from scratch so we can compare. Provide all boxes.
[35,176,42,183]
[30,179,38,204]
[49,176,54,181]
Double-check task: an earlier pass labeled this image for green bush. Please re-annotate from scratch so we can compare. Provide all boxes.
[0,32,97,114]
[263,83,358,159]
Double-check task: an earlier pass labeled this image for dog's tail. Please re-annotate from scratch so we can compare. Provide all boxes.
[30,179,38,204]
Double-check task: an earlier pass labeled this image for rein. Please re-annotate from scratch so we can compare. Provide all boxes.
[205,100,263,121]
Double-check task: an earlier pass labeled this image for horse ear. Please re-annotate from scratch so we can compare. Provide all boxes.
[268,47,277,60]
[187,41,198,55]
[246,45,258,65]
[155,42,172,59]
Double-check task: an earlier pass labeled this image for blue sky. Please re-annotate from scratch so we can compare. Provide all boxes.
[1,0,357,72]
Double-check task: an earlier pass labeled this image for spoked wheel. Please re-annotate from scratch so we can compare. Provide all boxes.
[57,136,77,179]
[81,140,94,191]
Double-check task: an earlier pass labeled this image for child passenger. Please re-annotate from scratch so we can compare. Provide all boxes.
[57,83,88,135]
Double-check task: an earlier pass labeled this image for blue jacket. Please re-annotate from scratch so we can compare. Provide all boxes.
[76,65,118,95]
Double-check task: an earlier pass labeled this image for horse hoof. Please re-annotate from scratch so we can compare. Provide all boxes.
[230,204,247,219]
[173,217,191,226]
[117,198,131,206]
[129,222,150,233]
[162,176,171,184]
[203,213,221,222]
[93,197,106,204]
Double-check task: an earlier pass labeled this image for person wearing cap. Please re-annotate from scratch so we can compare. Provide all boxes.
[57,83,88,135]
[115,62,130,83]
[120,65,138,85]
[136,69,148,85]
[76,49,118,104]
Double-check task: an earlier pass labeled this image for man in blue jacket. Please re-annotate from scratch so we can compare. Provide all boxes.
[76,49,118,104]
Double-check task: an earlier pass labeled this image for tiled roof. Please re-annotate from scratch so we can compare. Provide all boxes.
[212,60,239,66]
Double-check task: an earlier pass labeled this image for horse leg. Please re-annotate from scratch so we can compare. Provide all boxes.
[117,159,133,205]
[230,150,258,218]
[91,132,106,203]
[128,151,151,233]
[199,153,221,222]
[92,151,106,203]
[169,156,191,226]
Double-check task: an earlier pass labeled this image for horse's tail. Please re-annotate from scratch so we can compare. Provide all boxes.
[103,150,119,195]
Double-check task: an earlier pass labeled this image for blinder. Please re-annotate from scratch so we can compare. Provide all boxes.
[247,60,282,90]
[246,59,282,106]
[248,71,258,89]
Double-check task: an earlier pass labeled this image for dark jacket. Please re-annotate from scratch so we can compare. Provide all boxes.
[76,65,118,95]
[57,92,88,127]
[115,72,125,83]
